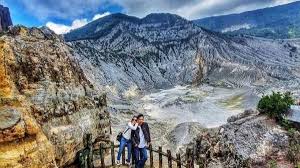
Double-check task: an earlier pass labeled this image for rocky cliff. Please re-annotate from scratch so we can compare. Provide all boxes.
[0,5,12,31]
[65,13,300,96]
[0,26,110,168]
[194,109,298,167]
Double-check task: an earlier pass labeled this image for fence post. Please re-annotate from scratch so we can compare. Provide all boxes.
[159,146,163,168]
[186,148,191,168]
[185,148,189,163]
[86,134,93,168]
[111,142,115,167]
[109,121,112,134]
[196,137,203,168]
[167,150,172,168]
[122,148,126,165]
[79,151,88,168]
[184,148,189,166]
[99,143,105,168]
[149,144,154,168]
[192,146,195,168]
[176,153,181,168]
[195,139,201,161]
[80,134,88,168]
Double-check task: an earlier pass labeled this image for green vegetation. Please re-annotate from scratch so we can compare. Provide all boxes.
[268,159,277,168]
[257,91,294,120]
[280,117,295,131]
[258,91,300,165]
[287,130,300,166]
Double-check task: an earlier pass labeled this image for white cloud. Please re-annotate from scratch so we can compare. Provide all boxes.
[46,18,88,34]
[46,22,71,34]
[274,0,297,4]
[71,19,88,29]
[93,12,111,21]
[46,12,110,34]
[112,0,299,19]
[14,0,300,25]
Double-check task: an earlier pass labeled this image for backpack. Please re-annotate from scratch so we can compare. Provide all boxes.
[116,127,130,142]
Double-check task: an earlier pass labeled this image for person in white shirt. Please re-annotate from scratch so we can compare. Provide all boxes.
[117,116,138,166]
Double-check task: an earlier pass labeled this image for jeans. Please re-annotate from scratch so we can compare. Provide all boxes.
[117,136,132,162]
[134,147,148,168]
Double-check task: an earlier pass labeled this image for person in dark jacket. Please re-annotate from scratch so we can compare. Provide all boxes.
[131,114,151,168]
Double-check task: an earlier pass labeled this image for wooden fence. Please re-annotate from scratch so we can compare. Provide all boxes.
[78,134,198,168]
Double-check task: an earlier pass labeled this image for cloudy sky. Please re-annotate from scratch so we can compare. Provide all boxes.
[3,0,298,34]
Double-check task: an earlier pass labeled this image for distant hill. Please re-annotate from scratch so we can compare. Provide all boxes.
[193,1,300,39]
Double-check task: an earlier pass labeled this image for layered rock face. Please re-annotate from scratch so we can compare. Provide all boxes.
[195,110,293,167]
[0,26,110,167]
[65,13,300,95]
[0,5,12,31]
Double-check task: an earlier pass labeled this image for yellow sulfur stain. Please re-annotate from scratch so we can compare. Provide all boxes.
[0,133,56,168]
[0,41,13,98]
[0,38,56,168]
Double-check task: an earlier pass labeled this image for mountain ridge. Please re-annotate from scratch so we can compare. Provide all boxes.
[65,12,300,95]
[193,1,300,39]
[65,13,191,41]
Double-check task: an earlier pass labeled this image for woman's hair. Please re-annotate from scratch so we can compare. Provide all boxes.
[131,116,137,121]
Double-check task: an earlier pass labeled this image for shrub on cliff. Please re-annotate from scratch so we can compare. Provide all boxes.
[287,130,300,165]
[257,91,294,120]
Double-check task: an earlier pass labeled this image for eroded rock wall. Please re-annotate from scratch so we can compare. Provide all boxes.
[0,26,110,168]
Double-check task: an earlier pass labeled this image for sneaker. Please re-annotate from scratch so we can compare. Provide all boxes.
[116,160,121,166]
[126,161,131,168]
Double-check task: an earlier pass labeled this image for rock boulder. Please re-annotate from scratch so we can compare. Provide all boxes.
[195,110,293,167]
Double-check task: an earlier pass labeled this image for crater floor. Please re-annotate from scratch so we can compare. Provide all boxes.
[109,84,260,151]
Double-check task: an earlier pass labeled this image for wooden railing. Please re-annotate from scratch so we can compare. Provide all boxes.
[78,134,197,168]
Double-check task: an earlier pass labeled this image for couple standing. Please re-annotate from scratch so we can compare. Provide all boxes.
[117,114,151,168]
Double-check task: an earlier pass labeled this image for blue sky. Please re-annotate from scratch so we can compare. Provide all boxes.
[3,0,122,27]
[2,0,298,34]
